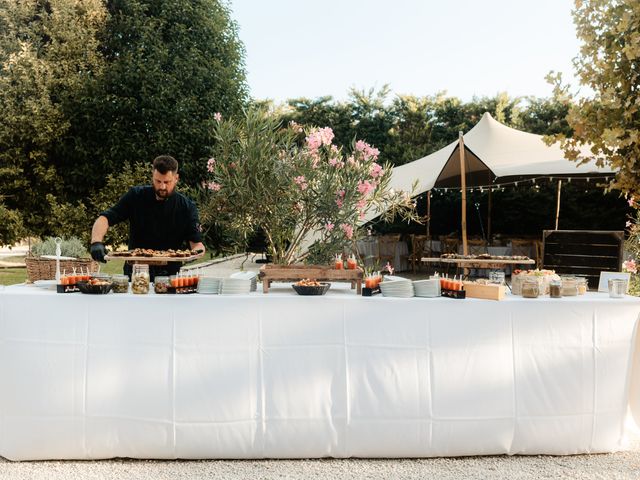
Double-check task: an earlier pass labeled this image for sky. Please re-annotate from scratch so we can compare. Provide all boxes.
[228,0,581,104]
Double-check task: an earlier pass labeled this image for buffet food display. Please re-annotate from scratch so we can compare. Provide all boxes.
[106,248,203,260]
[441,253,531,261]
[40,251,614,301]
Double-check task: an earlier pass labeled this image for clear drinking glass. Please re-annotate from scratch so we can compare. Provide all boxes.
[608,278,627,298]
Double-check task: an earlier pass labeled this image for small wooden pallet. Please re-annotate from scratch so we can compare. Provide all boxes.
[259,264,363,294]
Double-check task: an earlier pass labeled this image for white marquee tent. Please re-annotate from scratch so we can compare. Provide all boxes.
[388,112,614,195]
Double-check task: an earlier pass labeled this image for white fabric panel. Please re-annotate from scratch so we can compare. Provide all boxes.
[385,112,615,200]
[0,284,639,461]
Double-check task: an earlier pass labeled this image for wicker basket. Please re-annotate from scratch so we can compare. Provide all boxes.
[25,256,100,283]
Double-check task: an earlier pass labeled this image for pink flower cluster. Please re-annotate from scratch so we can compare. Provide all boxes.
[207,181,221,192]
[329,157,344,168]
[357,180,375,196]
[623,259,637,274]
[340,223,354,239]
[325,222,335,232]
[355,140,380,160]
[207,157,216,173]
[294,175,308,191]
[370,162,383,178]
[214,112,222,122]
[305,127,335,150]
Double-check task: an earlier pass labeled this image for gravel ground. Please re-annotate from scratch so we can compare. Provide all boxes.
[1,449,639,480]
[2,255,639,479]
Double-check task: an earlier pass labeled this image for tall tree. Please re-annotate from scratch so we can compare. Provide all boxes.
[550,0,640,196]
[0,0,107,236]
[58,0,249,197]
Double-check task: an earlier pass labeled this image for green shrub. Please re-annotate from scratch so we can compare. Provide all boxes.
[31,236,89,259]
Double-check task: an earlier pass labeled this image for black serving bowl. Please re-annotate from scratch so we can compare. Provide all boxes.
[77,280,113,294]
[292,282,331,296]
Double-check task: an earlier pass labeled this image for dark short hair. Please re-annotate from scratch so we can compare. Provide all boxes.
[153,155,179,174]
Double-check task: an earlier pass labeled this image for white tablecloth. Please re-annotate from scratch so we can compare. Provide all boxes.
[1,284,639,460]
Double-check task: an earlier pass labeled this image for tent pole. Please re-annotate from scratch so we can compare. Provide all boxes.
[426,191,431,238]
[459,132,468,256]
[555,179,562,230]
[487,187,492,243]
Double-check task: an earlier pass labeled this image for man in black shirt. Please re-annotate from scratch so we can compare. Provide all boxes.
[90,155,206,279]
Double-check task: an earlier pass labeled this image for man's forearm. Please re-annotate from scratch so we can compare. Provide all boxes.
[91,216,109,243]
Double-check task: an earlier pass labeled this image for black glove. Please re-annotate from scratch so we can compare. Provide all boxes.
[90,242,108,263]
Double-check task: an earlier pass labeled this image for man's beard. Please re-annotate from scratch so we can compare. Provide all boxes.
[154,187,172,199]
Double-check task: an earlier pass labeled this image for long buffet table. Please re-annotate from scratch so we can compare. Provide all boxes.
[1,283,640,461]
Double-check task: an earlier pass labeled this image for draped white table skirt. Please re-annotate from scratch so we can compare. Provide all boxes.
[1,284,639,460]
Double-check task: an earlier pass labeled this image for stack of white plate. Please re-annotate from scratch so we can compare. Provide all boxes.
[197,277,223,294]
[413,278,440,298]
[379,277,414,298]
[220,278,253,294]
[229,271,258,292]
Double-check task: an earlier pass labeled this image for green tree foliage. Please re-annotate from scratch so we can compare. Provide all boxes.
[0,0,107,236]
[0,202,24,246]
[550,0,640,197]
[0,0,248,241]
[58,0,248,197]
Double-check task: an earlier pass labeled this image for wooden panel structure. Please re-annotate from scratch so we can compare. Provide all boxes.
[542,230,624,290]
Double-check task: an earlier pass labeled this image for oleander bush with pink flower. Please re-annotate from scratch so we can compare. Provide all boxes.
[199,109,419,265]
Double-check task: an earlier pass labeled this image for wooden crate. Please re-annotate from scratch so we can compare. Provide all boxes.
[462,281,506,301]
[542,230,624,290]
[259,264,363,294]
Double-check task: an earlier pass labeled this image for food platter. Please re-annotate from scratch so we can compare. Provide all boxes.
[104,248,204,263]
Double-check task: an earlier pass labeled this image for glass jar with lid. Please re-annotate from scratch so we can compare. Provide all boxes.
[561,276,578,296]
[576,277,588,295]
[521,278,540,298]
[131,264,150,294]
[112,274,129,293]
[608,278,628,298]
[549,279,562,298]
[154,275,170,294]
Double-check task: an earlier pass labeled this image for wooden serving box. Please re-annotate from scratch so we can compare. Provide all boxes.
[259,264,363,294]
[462,281,506,301]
